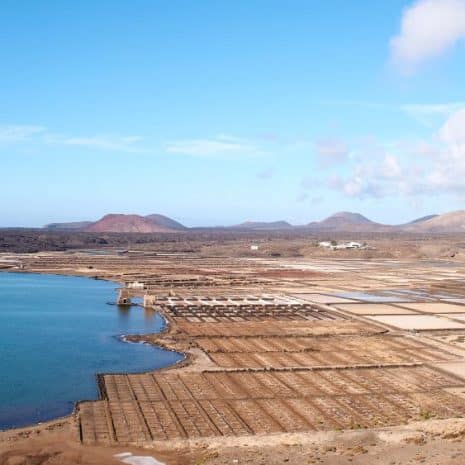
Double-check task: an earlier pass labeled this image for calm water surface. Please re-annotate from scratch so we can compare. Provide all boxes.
[0,272,182,430]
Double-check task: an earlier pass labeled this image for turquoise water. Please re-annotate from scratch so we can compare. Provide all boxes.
[0,272,182,430]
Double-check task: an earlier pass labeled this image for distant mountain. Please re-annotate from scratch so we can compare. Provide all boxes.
[44,221,93,231]
[315,211,373,226]
[306,211,388,231]
[403,211,465,233]
[405,214,439,225]
[84,214,181,233]
[38,210,465,234]
[145,214,187,231]
[232,220,294,231]
[43,213,187,233]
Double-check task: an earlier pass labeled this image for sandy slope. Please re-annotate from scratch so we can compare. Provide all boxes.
[4,416,465,465]
[0,417,191,465]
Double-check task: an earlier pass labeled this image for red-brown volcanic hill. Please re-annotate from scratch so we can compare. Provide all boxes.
[145,214,187,231]
[306,212,392,232]
[84,214,179,233]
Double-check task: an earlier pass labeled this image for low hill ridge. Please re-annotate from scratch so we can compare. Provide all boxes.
[233,220,293,230]
[407,214,439,225]
[44,221,93,230]
[404,210,465,232]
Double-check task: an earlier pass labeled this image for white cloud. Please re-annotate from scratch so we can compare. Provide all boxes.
[411,139,440,157]
[382,154,402,178]
[439,107,465,156]
[0,125,45,142]
[327,138,417,198]
[0,124,146,153]
[425,107,465,191]
[329,106,465,199]
[390,0,465,72]
[401,102,465,126]
[323,100,465,126]
[314,138,349,162]
[60,134,143,152]
[343,177,364,197]
[338,156,409,198]
[402,102,464,116]
[165,135,261,157]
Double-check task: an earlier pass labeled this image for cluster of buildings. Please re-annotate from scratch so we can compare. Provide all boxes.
[318,241,367,250]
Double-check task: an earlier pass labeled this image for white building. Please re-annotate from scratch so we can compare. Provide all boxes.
[334,241,363,250]
[346,241,362,248]
[127,281,145,289]
[319,241,364,250]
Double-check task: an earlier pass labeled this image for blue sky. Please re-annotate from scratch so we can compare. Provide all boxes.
[2,0,465,227]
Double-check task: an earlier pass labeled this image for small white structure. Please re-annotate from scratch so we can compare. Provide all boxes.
[346,241,363,249]
[319,241,364,250]
[127,281,145,289]
[334,241,363,250]
[250,244,259,251]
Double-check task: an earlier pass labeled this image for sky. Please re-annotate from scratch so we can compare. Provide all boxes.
[1,0,465,227]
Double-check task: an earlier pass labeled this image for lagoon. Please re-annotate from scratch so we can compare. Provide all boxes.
[0,272,181,430]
